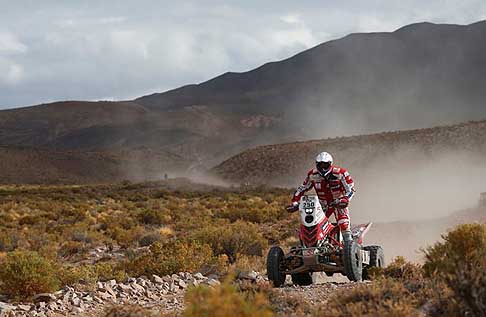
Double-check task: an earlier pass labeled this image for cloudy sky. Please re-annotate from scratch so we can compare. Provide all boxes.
[1,0,485,109]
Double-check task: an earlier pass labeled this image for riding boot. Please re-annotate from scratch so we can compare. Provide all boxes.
[342,230,353,244]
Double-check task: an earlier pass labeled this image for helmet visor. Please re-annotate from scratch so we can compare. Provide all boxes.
[316,161,331,173]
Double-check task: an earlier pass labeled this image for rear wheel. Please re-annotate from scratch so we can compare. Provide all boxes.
[291,272,313,286]
[267,246,286,287]
[362,245,385,280]
[343,241,362,282]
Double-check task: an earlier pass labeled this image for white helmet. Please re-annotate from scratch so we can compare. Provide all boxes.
[315,152,333,177]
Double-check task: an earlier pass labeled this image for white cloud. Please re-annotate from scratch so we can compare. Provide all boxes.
[99,17,126,24]
[0,0,484,108]
[281,13,301,25]
[0,58,24,85]
[0,31,27,54]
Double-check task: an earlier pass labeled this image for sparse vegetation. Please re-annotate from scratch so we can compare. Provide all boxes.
[423,223,486,316]
[126,240,214,277]
[0,251,60,299]
[0,182,483,317]
[184,279,274,317]
[0,182,293,299]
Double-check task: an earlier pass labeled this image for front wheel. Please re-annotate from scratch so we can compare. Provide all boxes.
[362,245,385,280]
[267,246,286,287]
[343,241,362,282]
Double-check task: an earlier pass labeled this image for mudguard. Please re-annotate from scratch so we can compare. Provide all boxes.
[351,222,372,244]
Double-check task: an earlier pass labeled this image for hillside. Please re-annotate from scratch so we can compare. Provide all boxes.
[0,21,485,183]
[0,145,188,184]
[213,120,486,185]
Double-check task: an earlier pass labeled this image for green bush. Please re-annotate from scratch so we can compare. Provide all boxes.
[59,262,127,288]
[314,278,419,317]
[191,220,267,263]
[423,223,486,316]
[0,251,60,299]
[126,240,213,277]
[184,279,273,317]
[381,256,423,281]
[137,209,166,226]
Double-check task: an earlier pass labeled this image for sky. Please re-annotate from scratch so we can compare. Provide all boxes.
[1,0,485,109]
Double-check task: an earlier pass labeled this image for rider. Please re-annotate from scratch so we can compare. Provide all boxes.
[287,151,356,243]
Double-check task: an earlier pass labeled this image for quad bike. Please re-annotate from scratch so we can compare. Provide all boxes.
[267,195,384,287]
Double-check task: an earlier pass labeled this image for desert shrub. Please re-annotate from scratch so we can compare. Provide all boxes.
[423,223,486,316]
[59,262,127,288]
[184,279,273,317]
[0,250,60,299]
[423,223,485,276]
[137,208,166,225]
[0,230,19,252]
[215,195,285,223]
[314,278,419,317]
[109,225,147,248]
[191,220,267,263]
[58,240,89,258]
[380,256,423,281]
[126,240,213,277]
[228,255,266,274]
[138,231,162,247]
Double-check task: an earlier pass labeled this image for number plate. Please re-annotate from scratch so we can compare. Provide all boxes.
[302,196,316,214]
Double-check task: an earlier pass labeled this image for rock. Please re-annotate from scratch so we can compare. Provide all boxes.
[98,292,112,300]
[206,278,221,286]
[117,283,132,293]
[238,271,258,281]
[107,279,117,287]
[104,285,117,298]
[0,302,16,311]
[186,277,199,286]
[72,297,80,307]
[47,302,58,310]
[17,304,31,311]
[152,274,164,284]
[131,282,145,293]
[169,281,178,292]
[194,272,206,280]
[33,293,56,303]
[178,280,187,289]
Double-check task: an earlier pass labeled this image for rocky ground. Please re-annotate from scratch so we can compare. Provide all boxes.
[0,272,219,317]
[0,271,362,317]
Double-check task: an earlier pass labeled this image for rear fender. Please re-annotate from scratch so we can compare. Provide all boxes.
[351,222,372,244]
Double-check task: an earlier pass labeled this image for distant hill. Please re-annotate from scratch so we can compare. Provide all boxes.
[213,120,486,185]
[1,21,486,183]
[0,145,188,184]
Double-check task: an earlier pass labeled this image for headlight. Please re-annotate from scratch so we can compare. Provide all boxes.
[305,215,314,223]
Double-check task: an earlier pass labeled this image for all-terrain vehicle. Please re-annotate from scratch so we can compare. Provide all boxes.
[267,195,384,286]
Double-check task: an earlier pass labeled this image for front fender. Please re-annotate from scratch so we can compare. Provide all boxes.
[351,222,372,244]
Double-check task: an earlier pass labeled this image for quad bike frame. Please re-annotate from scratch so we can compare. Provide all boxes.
[267,196,385,287]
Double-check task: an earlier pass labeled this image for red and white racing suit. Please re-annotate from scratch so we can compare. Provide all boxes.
[292,165,355,232]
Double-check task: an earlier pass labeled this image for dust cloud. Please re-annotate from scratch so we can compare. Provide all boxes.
[347,148,486,262]
[351,149,486,223]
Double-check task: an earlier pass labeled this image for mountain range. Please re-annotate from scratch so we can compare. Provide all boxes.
[1,20,485,183]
